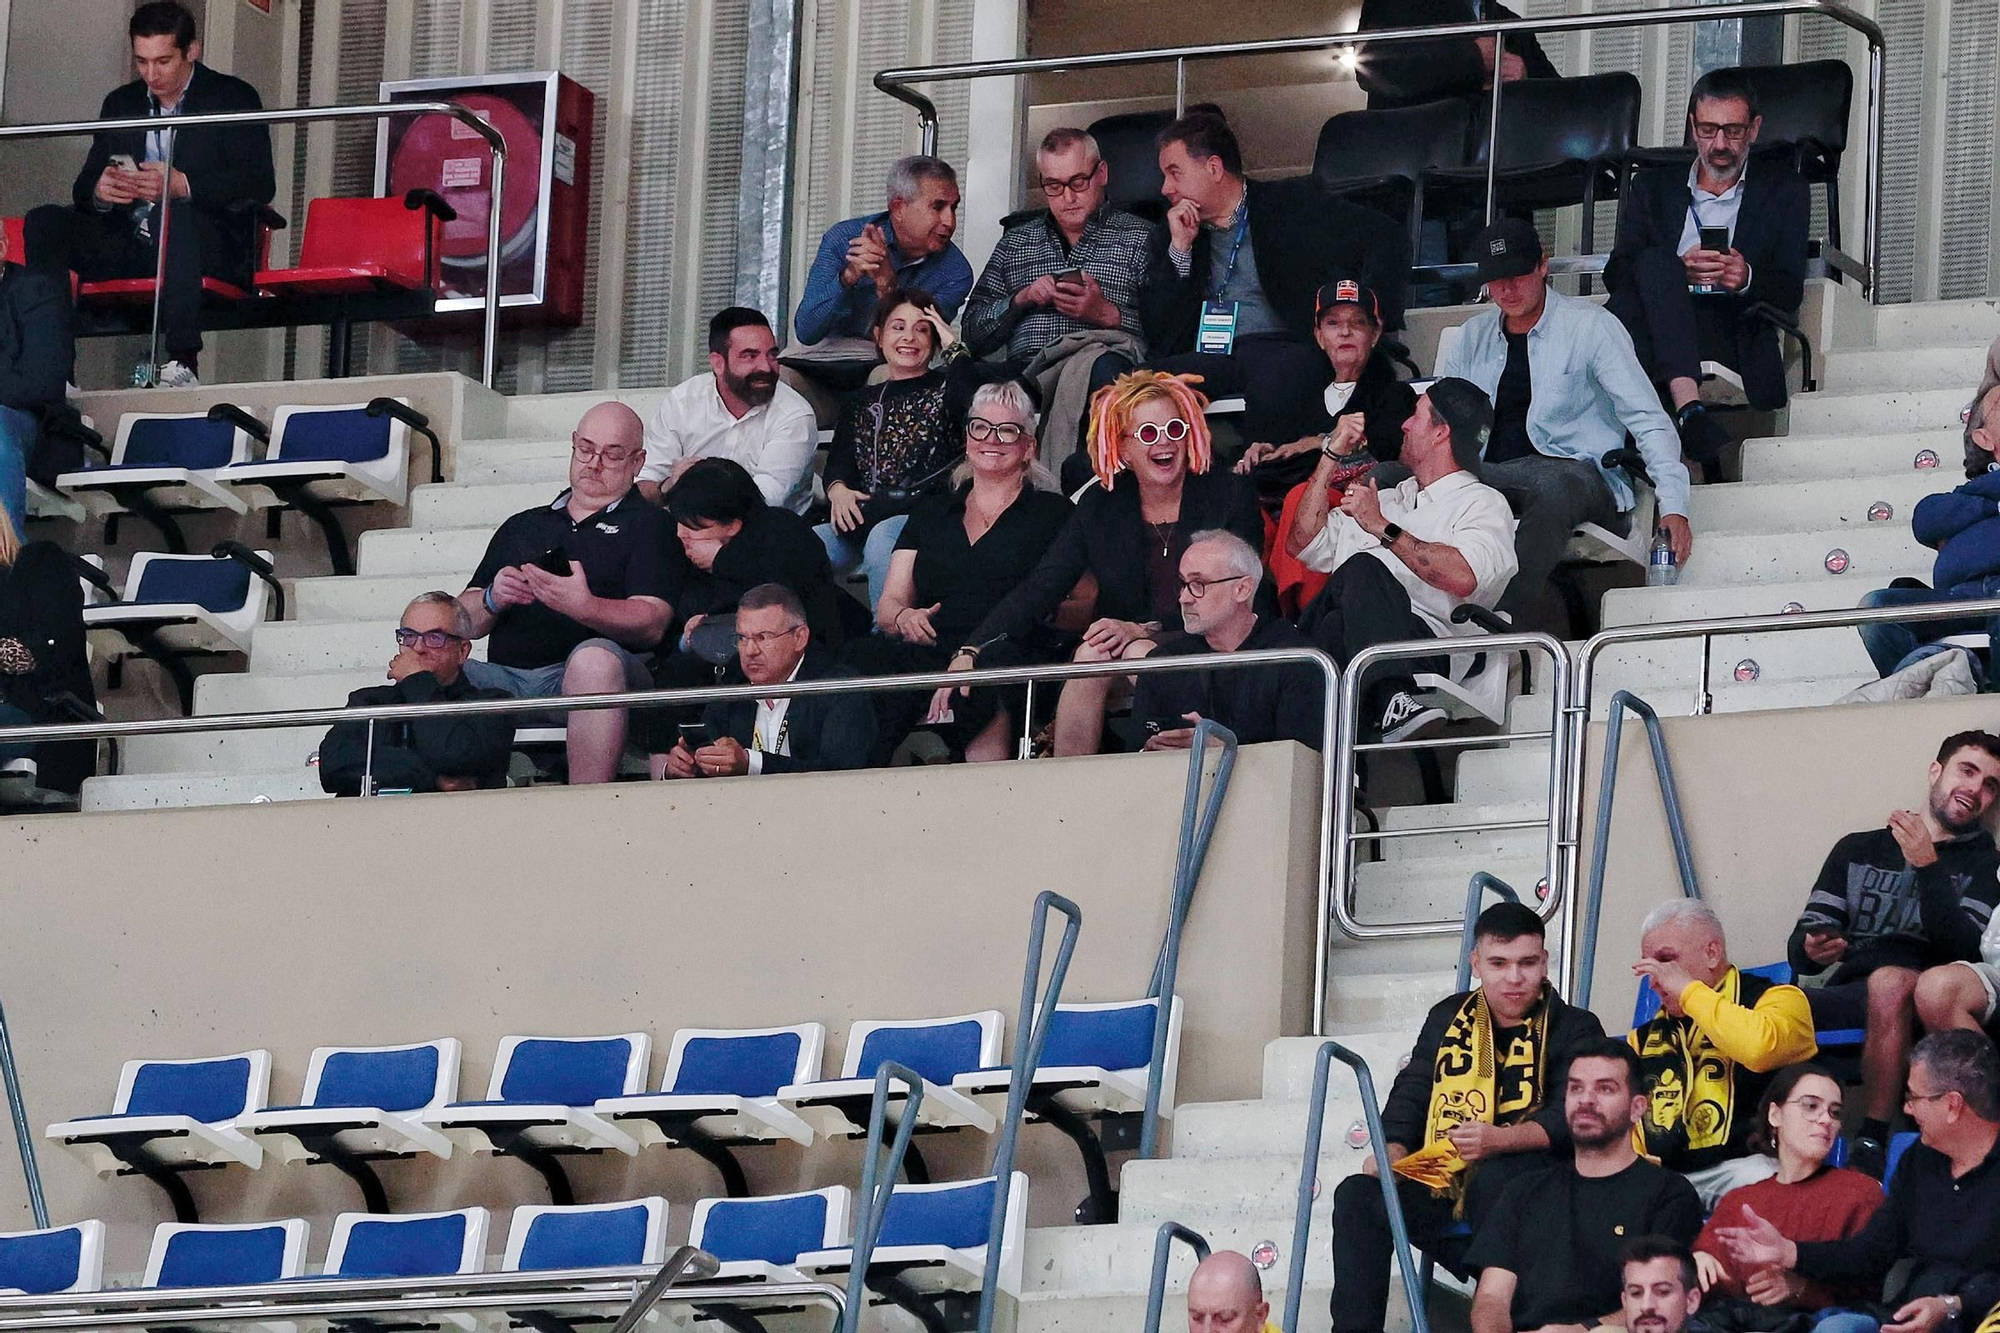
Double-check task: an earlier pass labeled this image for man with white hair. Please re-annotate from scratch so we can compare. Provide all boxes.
[1186,1250,1276,1333]
[1121,529,1323,751]
[1629,899,1818,1206]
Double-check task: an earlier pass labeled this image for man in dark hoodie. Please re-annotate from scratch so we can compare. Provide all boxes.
[1788,729,2000,1176]
[1330,901,1604,1333]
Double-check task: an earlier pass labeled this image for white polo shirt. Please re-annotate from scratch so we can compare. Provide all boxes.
[1296,469,1518,637]
[640,373,819,515]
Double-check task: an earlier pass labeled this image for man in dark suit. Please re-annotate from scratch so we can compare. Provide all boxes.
[1606,67,1810,463]
[0,225,74,538]
[661,584,875,779]
[23,1,275,388]
[1354,0,1561,113]
[1098,109,1408,454]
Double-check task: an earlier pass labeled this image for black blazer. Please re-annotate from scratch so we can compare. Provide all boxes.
[1355,0,1562,112]
[671,505,849,649]
[1139,175,1412,350]
[701,648,875,775]
[0,266,73,411]
[0,542,97,793]
[318,671,517,796]
[71,63,276,274]
[967,467,1265,647]
[1606,158,1811,410]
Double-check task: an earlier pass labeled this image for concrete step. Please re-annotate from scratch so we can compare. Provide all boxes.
[120,723,323,778]
[1262,1032,1414,1103]
[503,389,668,438]
[1787,386,1966,435]
[1119,1147,1368,1232]
[1372,799,1549,864]
[1320,960,1463,1035]
[80,767,330,812]
[1683,471,1951,535]
[411,478,565,530]
[1590,624,1874,689]
[1868,299,2000,349]
[246,618,487,676]
[1454,742,1551,804]
[1673,521,1922,586]
[356,525,493,578]
[1601,575,1928,626]
[453,437,572,484]
[1821,344,1992,393]
[1738,428,1963,483]
[1353,854,1545,930]
[193,668,381,714]
[293,573,473,622]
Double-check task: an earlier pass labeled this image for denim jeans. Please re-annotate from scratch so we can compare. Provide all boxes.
[0,403,34,539]
[1856,582,2000,680]
[814,513,907,614]
[1811,1309,1880,1333]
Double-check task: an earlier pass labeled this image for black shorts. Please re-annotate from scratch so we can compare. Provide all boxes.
[1805,979,1870,1030]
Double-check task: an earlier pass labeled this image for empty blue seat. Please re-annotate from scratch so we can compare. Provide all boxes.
[54,412,255,540]
[502,1198,668,1272]
[324,1208,488,1279]
[796,1173,1027,1310]
[220,401,412,507]
[0,1221,106,1296]
[144,1219,309,1288]
[83,550,277,660]
[777,1012,1004,1145]
[688,1187,850,1283]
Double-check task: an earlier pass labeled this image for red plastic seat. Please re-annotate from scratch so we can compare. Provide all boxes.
[76,211,276,306]
[2,216,22,265]
[256,196,439,297]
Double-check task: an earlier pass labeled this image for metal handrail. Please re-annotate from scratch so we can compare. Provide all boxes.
[1454,871,1522,994]
[0,100,506,387]
[1144,718,1239,1159]
[607,1246,721,1333]
[1284,1041,1426,1333]
[1141,1221,1213,1333]
[842,1061,927,1333]
[873,0,1885,297]
[0,995,45,1230]
[1557,594,2000,993]
[979,891,1083,1333]
[1574,691,1698,1011]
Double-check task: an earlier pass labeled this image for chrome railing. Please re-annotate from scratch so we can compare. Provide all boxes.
[874,0,1885,294]
[0,100,507,387]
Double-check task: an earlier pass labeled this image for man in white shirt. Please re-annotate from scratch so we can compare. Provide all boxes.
[640,307,819,514]
[1286,376,1518,741]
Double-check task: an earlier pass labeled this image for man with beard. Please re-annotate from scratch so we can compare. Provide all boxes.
[640,307,818,514]
[1616,1238,1703,1333]
[1329,902,1604,1333]
[1466,1041,1703,1333]
[1606,68,1811,463]
[1789,730,2000,1177]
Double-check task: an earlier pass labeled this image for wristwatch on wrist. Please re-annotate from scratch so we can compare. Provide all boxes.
[1944,1296,1964,1321]
[1381,522,1406,544]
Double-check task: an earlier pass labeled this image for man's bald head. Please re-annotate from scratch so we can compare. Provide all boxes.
[568,401,647,506]
[576,400,644,448]
[1187,1251,1267,1333]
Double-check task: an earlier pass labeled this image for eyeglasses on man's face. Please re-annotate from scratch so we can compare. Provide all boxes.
[572,438,641,466]
[1177,573,1247,599]
[1127,419,1191,446]
[735,625,805,650]
[966,417,1028,444]
[1691,121,1752,142]
[395,627,467,650]
[1038,165,1102,198]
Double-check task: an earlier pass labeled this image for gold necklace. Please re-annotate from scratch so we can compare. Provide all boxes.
[1150,518,1178,557]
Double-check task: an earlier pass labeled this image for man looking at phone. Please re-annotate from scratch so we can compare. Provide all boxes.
[458,402,677,785]
[661,583,874,778]
[1285,378,1516,742]
[1606,66,1811,463]
[22,1,274,389]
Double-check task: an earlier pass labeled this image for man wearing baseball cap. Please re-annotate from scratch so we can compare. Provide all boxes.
[1284,376,1518,742]
[1436,217,1692,617]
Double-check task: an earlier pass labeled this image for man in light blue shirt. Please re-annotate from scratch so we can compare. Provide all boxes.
[1437,219,1693,615]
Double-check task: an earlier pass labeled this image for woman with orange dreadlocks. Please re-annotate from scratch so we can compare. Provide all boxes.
[931,369,1263,758]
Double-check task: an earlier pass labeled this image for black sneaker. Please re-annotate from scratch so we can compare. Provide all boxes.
[1675,402,1729,464]
[1379,691,1446,743]
[1849,1135,1887,1180]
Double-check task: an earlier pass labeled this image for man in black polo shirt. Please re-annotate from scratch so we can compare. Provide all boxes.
[458,401,676,784]
[1466,1040,1703,1333]
[1122,529,1323,751]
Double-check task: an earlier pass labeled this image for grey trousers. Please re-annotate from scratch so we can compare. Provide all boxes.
[1479,453,1621,616]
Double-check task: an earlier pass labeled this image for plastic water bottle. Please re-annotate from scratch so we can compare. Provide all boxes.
[1646,528,1678,587]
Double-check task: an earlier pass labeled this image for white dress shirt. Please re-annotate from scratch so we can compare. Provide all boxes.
[1295,469,1518,637]
[1677,160,1748,255]
[641,373,819,515]
[746,657,804,776]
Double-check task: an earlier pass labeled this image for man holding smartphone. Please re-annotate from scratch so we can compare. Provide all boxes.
[1606,66,1811,463]
[22,1,274,389]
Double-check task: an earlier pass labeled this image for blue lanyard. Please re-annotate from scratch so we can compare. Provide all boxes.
[1214,200,1250,300]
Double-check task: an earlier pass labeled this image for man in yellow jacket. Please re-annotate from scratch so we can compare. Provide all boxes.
[1629,899,1819,1208]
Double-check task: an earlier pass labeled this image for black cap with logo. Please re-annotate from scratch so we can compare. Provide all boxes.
[1473,217,1545,283]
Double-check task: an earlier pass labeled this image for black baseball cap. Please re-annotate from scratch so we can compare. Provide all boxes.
[1313,276,1383,325]
[1473,217,1545,283]
[1424,376,1494,474]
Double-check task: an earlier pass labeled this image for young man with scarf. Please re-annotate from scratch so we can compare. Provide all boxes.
[1330,902,1604,1333]
[1630,899,1818,1208]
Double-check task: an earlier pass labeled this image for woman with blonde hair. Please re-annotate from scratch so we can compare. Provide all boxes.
[938,368,1262,757]
[0,505,96,786]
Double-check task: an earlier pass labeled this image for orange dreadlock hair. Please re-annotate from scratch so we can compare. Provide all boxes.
[1084,369,1213,489]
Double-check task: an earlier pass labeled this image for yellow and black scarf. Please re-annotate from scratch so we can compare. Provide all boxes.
[1412,983,1555,1206]
[1632,965,1773,1170]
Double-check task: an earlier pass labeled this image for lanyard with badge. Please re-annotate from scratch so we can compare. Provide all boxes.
[1197,200,1250,356]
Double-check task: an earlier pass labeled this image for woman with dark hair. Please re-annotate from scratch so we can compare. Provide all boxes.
[1693,1063,1884,1333]
[816,287,981,612]
[0,506,95,792]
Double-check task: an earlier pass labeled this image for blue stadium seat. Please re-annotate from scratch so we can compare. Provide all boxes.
[233,1039,460,1210]
[143,1220,309,1288]
[421,1034,650,1203]
[777,1012,1004,1151]
[1628,960,1859,1050]
[54,412,255,542]
[501,1198,668,1272]
[0,1221,106,1296]
[688,1187,850,1284]
[218,399,423,574]
[324,1208,488,1278]
[83,550,277,659]
[595,1024,824,1195]
[795,1173,1028,1316]
[47,1050,271,1220]
[1885,1130,1920,1188]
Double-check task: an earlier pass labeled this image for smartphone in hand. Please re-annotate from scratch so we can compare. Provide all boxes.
[534,546,572,576]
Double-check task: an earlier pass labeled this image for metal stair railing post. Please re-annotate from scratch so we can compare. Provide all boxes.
[842,1062,927,1333]
[605,1246,721,1333]
[1285,1041,1426,1333]
[1575,691,1699,1012]
[1144,718,1238,1159]
[0,992,48,1227]
[977,891,1083,1333]
[1141,1222,1212,1333]
[1455,872,1523,994]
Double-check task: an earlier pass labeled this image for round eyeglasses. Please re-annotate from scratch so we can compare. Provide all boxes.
[966,417,1028,444]
[1128,419,1191,446]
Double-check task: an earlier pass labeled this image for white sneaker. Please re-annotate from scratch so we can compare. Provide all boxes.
[1378,691,1446,743]
[156,360,201,389]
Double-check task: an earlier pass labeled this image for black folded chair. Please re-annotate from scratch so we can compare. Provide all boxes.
[1312,98,1473,261]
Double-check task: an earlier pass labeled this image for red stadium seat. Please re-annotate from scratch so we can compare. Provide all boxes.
[76,207,282,306]
[2,216,23,265]
[256,193,444,298]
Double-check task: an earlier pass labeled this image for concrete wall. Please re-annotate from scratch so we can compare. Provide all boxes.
[1577,693,2000,1031]
[0,738,1322,1276]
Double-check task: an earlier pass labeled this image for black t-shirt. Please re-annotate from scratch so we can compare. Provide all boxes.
[897,485,1073,645]
[1129,616,1325,748]
[1487,328,1536,465]
[466,489,678,669]
[1464,1157,1703,1328]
